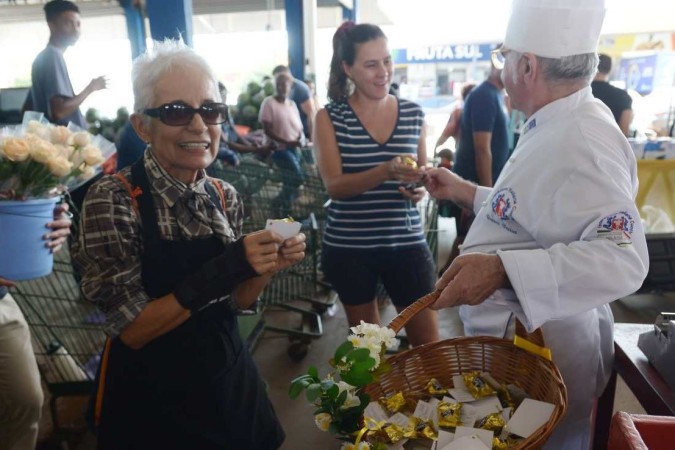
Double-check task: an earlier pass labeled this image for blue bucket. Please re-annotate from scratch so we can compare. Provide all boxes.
[0,197,59,281]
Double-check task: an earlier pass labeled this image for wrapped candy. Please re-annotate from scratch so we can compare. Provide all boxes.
[438,401,463,428]
[477,412,506,434]
[381,392,407,414]
[426,378,448,396]
[403,417,437,440]
[463,371,497,399]
[402,156,418,168]
[382,424,406,443]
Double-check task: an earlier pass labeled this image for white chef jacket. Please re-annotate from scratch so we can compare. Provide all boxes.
[458,87,649,450]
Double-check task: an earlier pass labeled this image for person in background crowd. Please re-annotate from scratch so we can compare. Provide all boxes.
[314,21,439,347]
[437,148,454,170]
[0,204,72,450]
[73,40,306,450]
[30,0,107,129]
[434,83,476,150]
[214,82,274,167]
[259,72,306,217]
[444,54,509,271]
[304,78,321,115]
[591,53,633,136]
[425,0,648,448]
[116,120,147,171]
[272,65,317,139]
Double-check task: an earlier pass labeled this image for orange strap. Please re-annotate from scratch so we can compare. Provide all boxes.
[208,177,227,212]
[114,172,143,212]
[94,338,112,426]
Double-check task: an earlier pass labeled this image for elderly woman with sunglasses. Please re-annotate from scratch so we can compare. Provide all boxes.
[73,40,304,450]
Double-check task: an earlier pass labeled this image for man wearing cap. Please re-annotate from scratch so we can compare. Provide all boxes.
[424,1,648,448]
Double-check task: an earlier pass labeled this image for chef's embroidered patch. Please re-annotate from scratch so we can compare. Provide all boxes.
[487,188,518,234]
[595,212,634,245]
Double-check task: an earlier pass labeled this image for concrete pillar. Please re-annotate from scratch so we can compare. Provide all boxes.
[119,0,146,59]
[284,0,305,80]
[145,0,193,47]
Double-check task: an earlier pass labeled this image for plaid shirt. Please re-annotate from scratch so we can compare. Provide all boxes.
[72,150,244,337]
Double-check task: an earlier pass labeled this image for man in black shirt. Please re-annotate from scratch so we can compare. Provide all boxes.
[591,53,633,136]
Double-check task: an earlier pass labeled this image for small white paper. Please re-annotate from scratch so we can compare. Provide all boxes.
[506,398,555,438]
[364,402,389,423]
[501,407,512,422]
[454,426,494,448]
[465,395,502,418]
[428,396,441,428]
[436,429,455,449]
[460,403,480,428]
[413,399,436,422]
[265,219,301,240]
[388,412,410,428]
[447,388,476,403]
[440,434,490,450]
[442,396,458,404]
[388,439,408,450]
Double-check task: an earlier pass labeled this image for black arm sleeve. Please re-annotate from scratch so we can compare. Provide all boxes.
[173,238,258,311]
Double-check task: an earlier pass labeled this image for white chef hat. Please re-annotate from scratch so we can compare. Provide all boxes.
[504,0,606,58]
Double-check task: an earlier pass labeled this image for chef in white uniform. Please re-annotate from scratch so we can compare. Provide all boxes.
[424,1,649,449]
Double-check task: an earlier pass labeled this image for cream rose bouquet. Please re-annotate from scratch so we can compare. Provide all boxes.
[289,321,397,450]
[0,112,115,200]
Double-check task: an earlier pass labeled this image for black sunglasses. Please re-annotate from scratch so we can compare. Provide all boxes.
[144,102,228,126]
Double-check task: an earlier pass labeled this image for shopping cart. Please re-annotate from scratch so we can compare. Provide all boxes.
[209,152,337,360]
[11,247,107,433]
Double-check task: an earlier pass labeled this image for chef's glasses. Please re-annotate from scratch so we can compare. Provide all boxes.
[490,47,510,70]
[144,102,228,126]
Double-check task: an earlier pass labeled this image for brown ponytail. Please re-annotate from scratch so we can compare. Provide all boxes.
[327,22,386,103]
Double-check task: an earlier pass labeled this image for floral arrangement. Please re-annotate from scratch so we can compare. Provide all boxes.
[289,321,397,450]
[0,112,115,200]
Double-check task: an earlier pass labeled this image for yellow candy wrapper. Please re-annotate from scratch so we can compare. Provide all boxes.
[403,417,437,440]
[438,401,463,428]
[402,156,418,168]
[381,392,407,414]
[426,378,448,396]
[463,371,497,399]
[477,412,506,433]
[383,424,406,443]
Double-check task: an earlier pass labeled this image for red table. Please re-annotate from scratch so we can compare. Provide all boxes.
[594,323,675,450]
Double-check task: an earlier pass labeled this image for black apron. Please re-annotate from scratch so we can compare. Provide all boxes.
[95,160,284,450]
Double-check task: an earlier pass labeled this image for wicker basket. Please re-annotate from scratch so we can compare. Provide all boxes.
[363,290,567,449]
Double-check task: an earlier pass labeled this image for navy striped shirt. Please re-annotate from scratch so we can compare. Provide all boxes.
[323,98,426,250]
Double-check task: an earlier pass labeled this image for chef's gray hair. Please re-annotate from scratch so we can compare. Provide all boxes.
[536,53,599,85]
[132,39,221,118]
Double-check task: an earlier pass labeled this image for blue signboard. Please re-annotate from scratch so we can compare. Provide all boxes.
[392,43,497,64]
[618,54,657,95]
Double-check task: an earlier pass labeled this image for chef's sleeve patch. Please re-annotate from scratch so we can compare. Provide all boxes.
[593,212,634,246]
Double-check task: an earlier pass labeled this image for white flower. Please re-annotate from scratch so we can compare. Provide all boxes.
[71,131,91,147]
[1,137,30,162]
[82,145,105,166]
[28,137,57,164]
[26,121,50,140]
[78,165,96,181]
[347,321,396,369]
[49,126,71,145]
[314,412,332,432]
[47,156,73,177]
[336,381,361,410]
[340,442,370,450]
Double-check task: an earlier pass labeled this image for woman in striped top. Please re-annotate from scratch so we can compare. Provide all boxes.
[314,22,439,347]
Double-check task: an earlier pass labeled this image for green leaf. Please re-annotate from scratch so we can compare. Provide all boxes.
[288,381,305,399]
[308,365,319,378]
[320,379,335,392]
[346,347,371,362]
[335,389,348,407]
[333,341,354,364]
[341,370,373,387]
[326,384,339,400]
[306,383,322,402]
